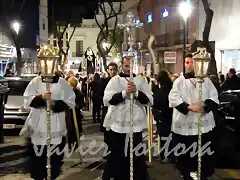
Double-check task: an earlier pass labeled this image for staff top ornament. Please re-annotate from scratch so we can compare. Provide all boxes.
[37,44,59,59]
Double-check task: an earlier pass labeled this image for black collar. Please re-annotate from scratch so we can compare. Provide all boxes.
[184,72,195,79]
[119,72,136,78]
[41,75,59,83]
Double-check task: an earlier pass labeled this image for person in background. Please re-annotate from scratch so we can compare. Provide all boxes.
[99,62,118,158]
[55,70,64,78]
[218,72,223,84]
[152,70,173,163]
[171,74,179,82]
[65,70,75,81]
[66,76,85,148]
[89,73,101,123]
[221,68,240,91]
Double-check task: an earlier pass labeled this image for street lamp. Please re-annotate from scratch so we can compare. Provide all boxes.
[179,1,192,73]
[192,47,211,180]
[102,41,108,51]
[12,21,20,35]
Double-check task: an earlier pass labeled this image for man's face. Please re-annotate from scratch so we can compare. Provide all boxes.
[122,58,131,75]
[107,65,117,77]
[228,72,233,78]
[185,57,194,73]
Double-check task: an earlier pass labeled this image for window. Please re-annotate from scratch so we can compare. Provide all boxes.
[76,40,83,57]
[53,40,57,47]
[42,19,45,30]
[162,8,169,18]
[147,14,152,23]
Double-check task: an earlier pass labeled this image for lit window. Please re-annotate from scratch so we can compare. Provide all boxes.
[162,8,169,18]
[147,14,152,23]
[42,19,45,30]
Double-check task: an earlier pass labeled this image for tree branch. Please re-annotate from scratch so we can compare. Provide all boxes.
[95,1,122,69]
[201,0,217,79]
[20,0,26,11]
[202,0,214,43]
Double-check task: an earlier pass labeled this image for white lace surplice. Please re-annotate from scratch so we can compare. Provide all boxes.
[103,75,153,133]
[169,75,219,136]
[21,76,75,145]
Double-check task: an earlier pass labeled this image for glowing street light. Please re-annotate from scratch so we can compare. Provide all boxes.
[179,1,192,20]
[12,21,20,35]
[178,1,192,73]
[102,42,108,51]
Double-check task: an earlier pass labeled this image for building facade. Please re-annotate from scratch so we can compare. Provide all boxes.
[67,24,100,65]
[129,0,198,74]
[198,0,240,74]
[39,0,48,44]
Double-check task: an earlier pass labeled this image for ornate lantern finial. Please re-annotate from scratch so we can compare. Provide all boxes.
[37,44,59,79]
[192,47,211,81]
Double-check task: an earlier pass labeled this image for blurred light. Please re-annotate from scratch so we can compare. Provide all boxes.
[102,42,108,50]
[147,14,152,23]
[179,1,192,20]
[12,21,20,35]
[162,8,169,18]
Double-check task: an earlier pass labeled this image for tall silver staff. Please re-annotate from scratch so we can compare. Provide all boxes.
[38,44,59,180]
[118,12,143,180]
[192,47,211,180]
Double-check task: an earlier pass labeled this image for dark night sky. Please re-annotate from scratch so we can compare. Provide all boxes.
[1,0,123,49]
[0,0,40,49]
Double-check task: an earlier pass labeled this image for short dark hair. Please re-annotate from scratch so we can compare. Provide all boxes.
[121,56,131,64]
[185,53,193,58]
[229,68,236,74]
[107,62,118,70]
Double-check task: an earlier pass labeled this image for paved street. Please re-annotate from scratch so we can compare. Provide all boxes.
[1,111,240,180]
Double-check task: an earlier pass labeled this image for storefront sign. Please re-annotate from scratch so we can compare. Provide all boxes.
[164,51,176,63]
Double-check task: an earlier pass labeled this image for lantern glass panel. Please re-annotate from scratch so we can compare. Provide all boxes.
[193,59,210,78]
[40,58,57,76]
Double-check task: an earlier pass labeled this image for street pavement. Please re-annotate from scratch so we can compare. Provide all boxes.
[1,111,240,180]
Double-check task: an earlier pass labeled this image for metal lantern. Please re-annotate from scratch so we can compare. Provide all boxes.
[37,44,59,180]
[37,44,59,83]
[192,47,211,180]
[192,47,211,82]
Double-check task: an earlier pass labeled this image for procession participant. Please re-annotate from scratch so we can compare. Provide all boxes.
[169,54,219,180]
[22,71,75,180]
[102,56,153,180]
[99,62,118,158]
[66,76,85,149]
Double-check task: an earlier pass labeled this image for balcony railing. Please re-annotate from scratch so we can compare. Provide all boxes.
[142,33,169,49]
[155,33,169,47]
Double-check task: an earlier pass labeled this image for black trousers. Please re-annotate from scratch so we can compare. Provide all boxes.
[100,106,108,132]
[102,131,148,180]
[173,130,216,178]
[92,98,101,122]
[29,137,66,180]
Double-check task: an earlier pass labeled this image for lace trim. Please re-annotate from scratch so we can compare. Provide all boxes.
[173,119,213,130]
[30,130,66,139]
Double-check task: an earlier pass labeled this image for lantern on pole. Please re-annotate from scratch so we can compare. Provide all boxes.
[37,44,59,180]
[192,47,211,180]
[118,12,143,180]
